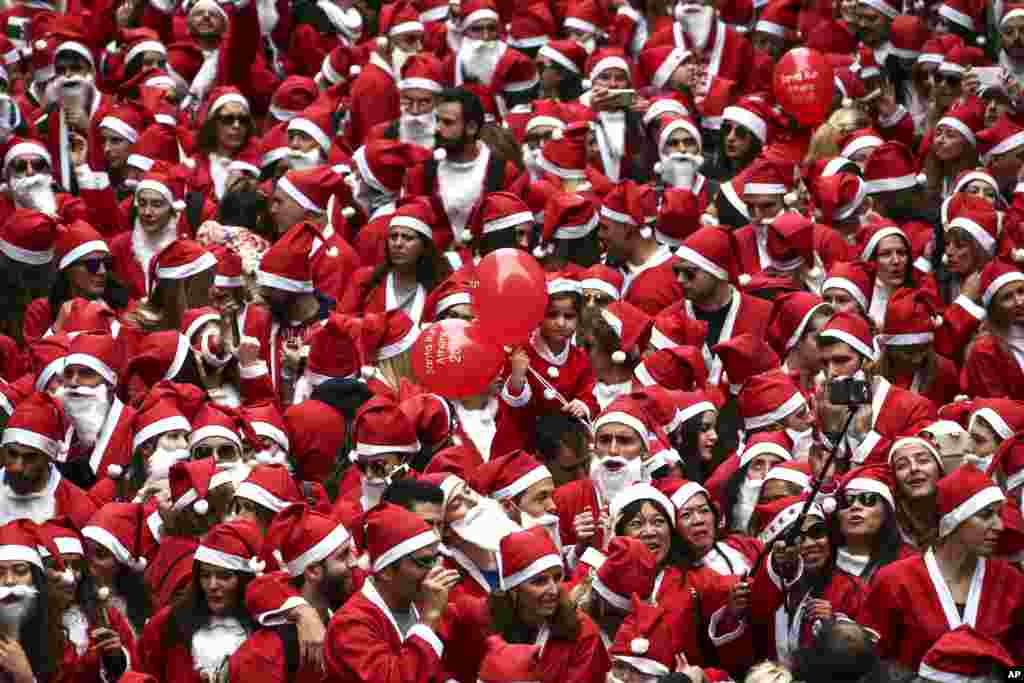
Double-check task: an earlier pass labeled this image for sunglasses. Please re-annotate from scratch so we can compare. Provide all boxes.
[11,158,48,174]
[192,444,240,461]
[722,123,751,139]
[406,553,440,570]
[78,256,112,274]
[840,491,882,509]
[798,523,829,540]
[218,114,250,127]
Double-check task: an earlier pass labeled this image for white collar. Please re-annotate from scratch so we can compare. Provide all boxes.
[835,547,869,577]
[361,577,420,640]
[530,330,571,366]
[923,548,985,630]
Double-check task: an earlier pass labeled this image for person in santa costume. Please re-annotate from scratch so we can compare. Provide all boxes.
[403,88,523,238]
[814,311,937,466]
[962,259,1024,400]
[0,392,98,529]
[451,191,534,273]
[367,53,443,149]
[0,519,130,683]
[765,292,834,398]
[939,189,1000,305]
[139,518,264,682]
[999,6,1024,84]
[227,504,357,683]
[324,502,459,683]
[186,88,261,202]
[0,138,94,227]
[598,181,682,316]
[833,464,910,582]
[889,437,944,551]
[469,451,559,538]
[860,464,1024,667]
[917,625,1019,681]
[229,464,310,531]
[581,301,654,410]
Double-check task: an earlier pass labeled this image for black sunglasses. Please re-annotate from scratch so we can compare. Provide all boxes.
[406,553,440,570]
[78,256,112,274]
[722,122,751,138]
[840,491,882,509]
[217,114,250,127]
[192,444,239,461]
[11,158,48,174]
[798,523,829,540]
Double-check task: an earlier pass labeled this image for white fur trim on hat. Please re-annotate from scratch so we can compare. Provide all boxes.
[580,278,619,300]
[59,240,109,271]
[374,529,438,571]
[821,277,869,312]
[882,331,934,346]
[594,412,649,441]
[739,440,793,469]
[389,20,424,35]
[600,205,637,227]
[937,2,975,30]
[589,56,630,82]
[63,352,117,385]
[669,481,709,510]
[864,174,919,194]
[538,45,581,75]
[675,245,728,281]
[818,328,877,361]
[652,47,690,89]
[99,116,139,144]
[461,8,498,28]
[983,270,1024,307]
[132,415,191,452]
[256,268,314,293]
[937,116,976,147]
[537,152,586,180]
[743,391,807,431]
[492,464,553,500]
[844,477,894,508]
[723,105,767,144]
[4,141,52,170]
[156,251,218,281]
[135,179,180,209]
[499,552,562,591]
[398,77,442,93]
[377,324,420,361]
[970,407,1013,440]
[190,425,242,450]
[208,93,249,119]
[2,427,60,459]
[0,239,52,266]
[658,117,701,155]
[55,41,94,67]
[195,545,260,573]
[858,0,898,18]
[590,572,632,611]
[759,499,815,544]
[391,214,433,240]
[287,118,332,155]
[840,135,883,160]
[939,485,1005,538]
[278,175,325,214]
[285,524,351,577]
[947,216,996,255]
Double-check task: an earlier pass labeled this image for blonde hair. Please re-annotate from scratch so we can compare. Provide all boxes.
[804,108,872,164]
[377,350,415,391]
[744,661,795,683]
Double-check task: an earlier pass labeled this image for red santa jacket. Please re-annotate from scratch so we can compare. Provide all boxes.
[338,268,429,325]
[64,395,137,480]
[886,353,960,408]
[509,333,599,423]
[859,550,1024,668]
[0,467,99,530]
[239,304,324,408]
[962,334,1024,401]
[324,578,446,683]
[553,479,604,551]
[226,626,323,683]
[622,247,685,316]
[348,54,401,147]
[352,206,396,267]
[56,605,139,683]
[853,377,937,465]
[139,606,208,683]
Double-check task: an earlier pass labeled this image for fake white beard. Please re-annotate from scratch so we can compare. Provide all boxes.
[253,444,288,465]
[286,147,322,171]
[10,174,58,216]
[148,446,189,480]
[399,112,437,148]
[392,47,416,76]
[677,4,715,50]
[659,153,700,188]
[0,586,39,631]
[591,455,644,504]
[45,75,95,111]
[450,497,521,551]
[198,328,232,369]
[732,477,761,532]
[63,384,111,448]
[459,39,503,85]
[520,507,561,551]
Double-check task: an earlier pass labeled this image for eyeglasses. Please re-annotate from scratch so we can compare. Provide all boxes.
[78,256,112,274]
[840,491,882,509]
[192,444,240,461]
[11,158,48,174]
[797,523,829,540]
[406,553,440,570]
[217,114,250,127]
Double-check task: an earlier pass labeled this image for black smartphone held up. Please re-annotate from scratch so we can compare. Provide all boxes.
[829,377,871,405]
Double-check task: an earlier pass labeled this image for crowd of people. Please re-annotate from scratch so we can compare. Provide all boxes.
[0,0,1022,680]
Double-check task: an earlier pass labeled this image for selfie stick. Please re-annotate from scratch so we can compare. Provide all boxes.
[746,407,857,579]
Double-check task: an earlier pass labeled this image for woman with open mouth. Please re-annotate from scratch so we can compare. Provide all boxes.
[833,464,910,582]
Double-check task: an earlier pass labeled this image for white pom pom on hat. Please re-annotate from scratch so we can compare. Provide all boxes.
[341,207,356,219]
[842,98,853,109]
[249,557,266,575]
[97,586,111,601]
[653,161,664,175]
[550,127,563,140]
[544,388,556,400]
[820,496,837,515]
[361,366,376,379]
[582,79,592,90]
[1012,248,1024,263]
[784,192,799,206]
[107,464,124,479]
[547,366,560,378]
[349,64,362,77]
[194,498,210,515]
[376,36,388,49]
[639,226,653,239]
[433,148,447,161]
[915,173,928,185]
[631,638,650,655]
[611,350,627,363]
[738,273,752,287]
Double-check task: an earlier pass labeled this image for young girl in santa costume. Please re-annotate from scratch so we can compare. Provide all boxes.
[139,519,263,683]
[503,275,598,423]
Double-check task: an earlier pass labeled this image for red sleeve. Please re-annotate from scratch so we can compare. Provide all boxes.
[108,605,140,670]
[324,608,445,683]
[76,177,126,237]
[402,162,430,198]
[229,631,288,683]
[218,0,262,93]
[0,334,25,382]
[138,607,170,677]
[933,298,983,363]
[856,567,903,660]
[337,267,375,315]
[563,617,612,683]
[877,107,915,149]
[24,296,55,341]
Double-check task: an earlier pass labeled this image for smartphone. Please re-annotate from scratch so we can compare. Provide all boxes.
[606,89,636,108]
[972,66,1004,91]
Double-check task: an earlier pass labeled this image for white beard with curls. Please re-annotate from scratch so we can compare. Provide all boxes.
[10,173,58,216]
[62,383,112,448]
[459,39,503,86]
[675,3,715,51]
[590,455,644,505]
[399,112,437,149]
[0,585,39,631]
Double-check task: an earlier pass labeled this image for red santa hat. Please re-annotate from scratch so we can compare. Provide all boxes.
[821,262,876,313]
[126,126,180,173]
[391,197,438,242]
[863,141,920,194]
[198,87,249,126]
[195,519,265,574]
[753,493,824,544]
[546,270,582,297]
[284,400,347,483]
[508,3,556,50]
[169,457,234,514]
[257,221,332,293]
[989,432,1024,493]
[286,105,335,156]
[609,483,675,531]
[121,332,193,401]
[739,431,794,469]
[978,117,1024,166]
[936,464,1005,538]
[887,437,943,473]
[54,37,95,69]
[813,173,868,223]
[265,503,351,578]
[493,49,539,97]
[764,461,812,491]
[318,45,360,86]
[654,188,702,249]
[979,259,1024,308]
[36,518,85,563]
[365,501,438,572]
[82,502,151,571]
[399,393,453,452]
[766,292,829,357]
[234,464,303,513]
[523,100,568,139]
[601,301,653,363]
[470,450,552,500]
[1,392,66,459]
[655,476,712,513]
[258,125,291,171]
[642,98,690,128]
[210,246,243,289]
[650,311,707,351]
[360,310,420,362]
[968,399,1024,441]
[638,46,691,90]
[54,220,109,272]
[593,536,658,610]
[535,192,597,256]
[143,535,196,608]
[918,38,948,67]
[150,240,216,294]
[2,137,52,174]
[538,39,586,77]
[539,121,589,179]
[422,272,474,322]
[478,638,542,683]
[937,98,985,148]
[579,264,624,301]
[755,0,799,41]
[724,97,774,146]
[29,335,69,393]
[0,209,57,266]
[607,599,677,676]
[304,314,361,382]
[945,193,1001,257]
[66,332,121,386]
[190,401,252,451]
[918,626,1016,682]
[675,226,736,282]
[353,396,420,460]
[0,520,53,570]
[278,166,348,216]
[937,0,985,33]
[585,47,630,85]
[497,527,562,591]
[398,53,444,93]
[131,381,205,452]
[838,128,884,160]
[465,192,533,244]
[634,346,706,390]
[737,372,806,431]
[355,140,432,194]
[245,402,289,454]
[889,15,929,60]
[840,464,895,508]
[818,311,877,361]
[880,287,942,347]
[938,46,987,78]
[269,76,319,122]
[594,395,655,442]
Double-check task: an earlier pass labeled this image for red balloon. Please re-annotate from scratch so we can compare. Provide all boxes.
[412,320,507,399]
[474,248,549,346]
[773,48,835,129]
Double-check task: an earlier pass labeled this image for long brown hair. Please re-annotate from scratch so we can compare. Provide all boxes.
[922,145,979,199]
[363,234,452,304]
[125,269,215,333]
[875,345,939,395]
[488,585,580,644]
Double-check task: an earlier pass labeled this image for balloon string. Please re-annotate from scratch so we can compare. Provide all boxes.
[526,366,568,406]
